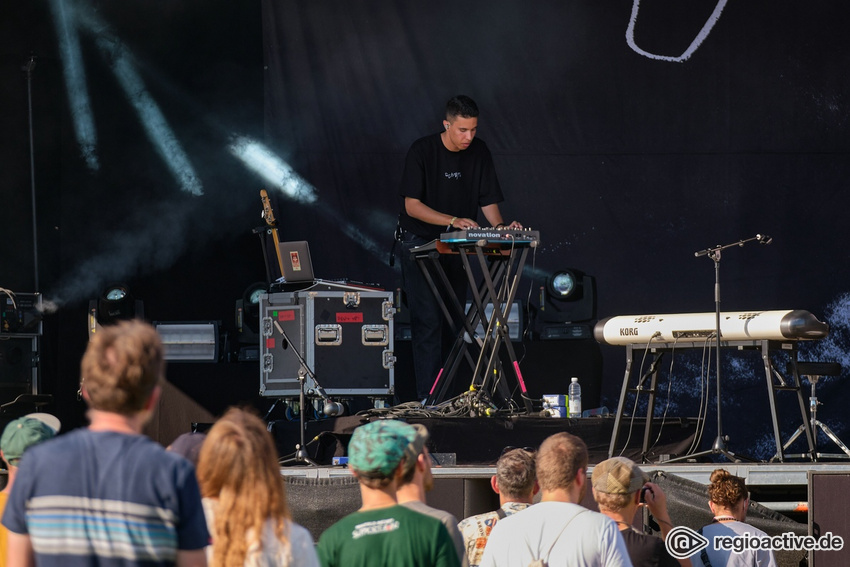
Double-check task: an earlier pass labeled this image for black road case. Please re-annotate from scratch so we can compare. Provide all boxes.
[259,282,395,399]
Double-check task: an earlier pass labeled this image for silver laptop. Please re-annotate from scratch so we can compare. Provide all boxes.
[277,240,315,283]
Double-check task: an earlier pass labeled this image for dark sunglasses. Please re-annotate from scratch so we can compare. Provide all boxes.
[500,446,536,457]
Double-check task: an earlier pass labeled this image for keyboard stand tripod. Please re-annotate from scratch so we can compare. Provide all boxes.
[412,239,534,412]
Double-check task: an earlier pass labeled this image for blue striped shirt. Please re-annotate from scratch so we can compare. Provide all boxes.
[2,429,209,566]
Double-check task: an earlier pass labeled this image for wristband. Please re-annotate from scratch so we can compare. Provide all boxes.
[449,217,457,227]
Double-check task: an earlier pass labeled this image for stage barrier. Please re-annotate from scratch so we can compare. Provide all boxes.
[284,471,809,567]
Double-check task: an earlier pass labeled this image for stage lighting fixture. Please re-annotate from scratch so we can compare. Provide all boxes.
[542,269,596,322]
[153,321,220,362]
[97,284,141,325]
[88,284,144,340]
[549,271,578,299]
[237,282,267,337]
[235,282,268,361]
[536,269,597,340]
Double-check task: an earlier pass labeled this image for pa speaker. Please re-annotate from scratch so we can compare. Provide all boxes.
[0,337,36,402]
[809,471,850,566]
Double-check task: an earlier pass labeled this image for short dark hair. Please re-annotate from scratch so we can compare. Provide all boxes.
[446,95,479,121]
[356,460,406,489]
[496,448,536,498]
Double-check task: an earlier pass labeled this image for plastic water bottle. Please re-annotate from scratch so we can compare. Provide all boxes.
[568,377,582,418]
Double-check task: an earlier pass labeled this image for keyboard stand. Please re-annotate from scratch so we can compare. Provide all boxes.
[607,339,815,463]
[411,242,491,402]
[412,239,534,412]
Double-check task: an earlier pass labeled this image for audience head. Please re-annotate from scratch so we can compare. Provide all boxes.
[348,420,420,488]
[535,432,588,496]
[591,456,649,513]
[80,320,164,416]
[167,432,207,467]
[399,423,430,486]
[1,413,60,468]
[197,407,289,567]
[708,468,749,517]
[198,407,286,507]
[495,447,537,499]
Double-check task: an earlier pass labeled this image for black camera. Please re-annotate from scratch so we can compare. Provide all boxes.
[640,486,652,503]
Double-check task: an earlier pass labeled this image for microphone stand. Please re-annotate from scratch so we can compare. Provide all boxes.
[666,234,769,463]
[23,54,39,291]
[272,320,338,467]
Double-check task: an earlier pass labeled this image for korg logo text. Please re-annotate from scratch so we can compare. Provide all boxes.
[619,328,639,336]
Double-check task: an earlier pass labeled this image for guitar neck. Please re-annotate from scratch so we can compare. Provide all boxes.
[259,189,285,276]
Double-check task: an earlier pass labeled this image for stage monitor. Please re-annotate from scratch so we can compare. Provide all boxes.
[465,300,523,342]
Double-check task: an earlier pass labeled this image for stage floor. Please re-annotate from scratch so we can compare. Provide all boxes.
[271,413,754,466]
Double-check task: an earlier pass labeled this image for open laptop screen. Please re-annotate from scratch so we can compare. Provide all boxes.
[277,240,315,283]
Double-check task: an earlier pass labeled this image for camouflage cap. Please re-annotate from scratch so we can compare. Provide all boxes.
[591,456,649,494]
[348,420,419,477]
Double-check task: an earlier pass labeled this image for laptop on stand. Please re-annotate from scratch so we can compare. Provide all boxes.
[277,240,315,284]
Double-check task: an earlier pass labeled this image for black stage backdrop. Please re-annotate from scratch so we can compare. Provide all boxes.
[2,0,850,459]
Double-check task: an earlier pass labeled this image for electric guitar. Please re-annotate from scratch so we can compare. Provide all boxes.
[260,189,285,277]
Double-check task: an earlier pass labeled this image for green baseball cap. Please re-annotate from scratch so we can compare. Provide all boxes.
[1,414,60,466]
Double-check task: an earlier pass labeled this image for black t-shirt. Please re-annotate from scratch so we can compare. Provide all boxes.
[398,132,504,240]
[620,528,681,567]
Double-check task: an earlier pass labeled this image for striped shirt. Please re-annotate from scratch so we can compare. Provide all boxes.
[2,429,209,566]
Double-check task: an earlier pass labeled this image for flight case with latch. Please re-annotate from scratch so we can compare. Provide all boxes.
[259,283,395,399]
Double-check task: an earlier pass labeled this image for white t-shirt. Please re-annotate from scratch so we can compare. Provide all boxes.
[479,501,633,567]
[693,520,778,567]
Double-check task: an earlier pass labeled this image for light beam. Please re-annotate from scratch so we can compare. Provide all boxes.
[228,135,318,204]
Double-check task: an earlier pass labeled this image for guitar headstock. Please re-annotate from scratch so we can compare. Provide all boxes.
[260,189,276,227]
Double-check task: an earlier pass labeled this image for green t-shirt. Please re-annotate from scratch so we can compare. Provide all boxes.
[317,504,460,567]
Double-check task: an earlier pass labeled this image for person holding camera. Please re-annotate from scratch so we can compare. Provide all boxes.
[592,456,690,567]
